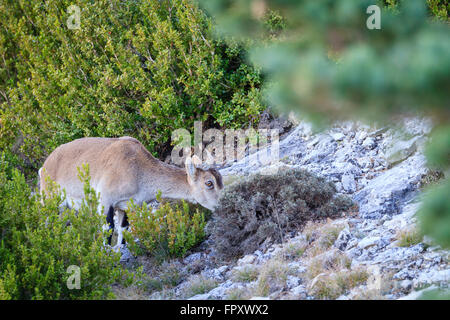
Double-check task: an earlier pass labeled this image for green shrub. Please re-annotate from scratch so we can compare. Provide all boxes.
[0,0,265,175]
[124,192,207,260]
[263,10,287,38]
[426,0,449,20]
[0,157,126,299]
[209,168,354,260]
[418,179,450,248]
[385,0,449,20]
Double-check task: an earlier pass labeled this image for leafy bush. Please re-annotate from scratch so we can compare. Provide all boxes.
[124,192,207,260]
[209,168,354,260]
[426,0,449,20]
[418,179,450,248]
[0,0,265,175]
[0,157,126,299]
[385,0,449,20]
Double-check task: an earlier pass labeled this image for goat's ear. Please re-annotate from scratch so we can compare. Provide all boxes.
[185,156,198,180]
[192,155,202,167]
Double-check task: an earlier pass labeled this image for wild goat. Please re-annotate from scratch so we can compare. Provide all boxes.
[39,136,223,249]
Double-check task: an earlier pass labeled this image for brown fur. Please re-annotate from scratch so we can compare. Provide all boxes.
[40,136,223,218]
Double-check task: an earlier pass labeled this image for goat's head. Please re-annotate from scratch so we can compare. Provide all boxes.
[185,155,223,211]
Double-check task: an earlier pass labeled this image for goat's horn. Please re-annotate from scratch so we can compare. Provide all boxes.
[204,148,215,166]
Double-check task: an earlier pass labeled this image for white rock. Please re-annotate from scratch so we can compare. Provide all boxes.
[238,254,256,265]
[358,236,381,249]
[356,131,368,143]
[413,269,450,287]
[188,293,210,300]
[400,279,413,291]
[341,173,357,193]
[334,227,352,251]
[362,137,376,150]
[331,132,345,141]
[290,284,307,297]
[384,137,420,165]
[183,252,203,264]
[286,275,301,289]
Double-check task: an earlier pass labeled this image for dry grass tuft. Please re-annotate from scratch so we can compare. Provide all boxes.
[308,268,368,299]
[255,259,292,297]
[306,249,352,280]
[226,286,255,300]
[231,265,260,283]
[180,275,218,298]
[396,226,423,247]
[277,239,308,260]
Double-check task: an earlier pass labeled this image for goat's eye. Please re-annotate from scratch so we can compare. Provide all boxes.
[205,180,214,189]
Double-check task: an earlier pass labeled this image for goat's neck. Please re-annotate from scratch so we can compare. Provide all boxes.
[145,163,194,202]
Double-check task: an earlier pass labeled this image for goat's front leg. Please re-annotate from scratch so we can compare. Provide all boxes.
[114,210,129,252]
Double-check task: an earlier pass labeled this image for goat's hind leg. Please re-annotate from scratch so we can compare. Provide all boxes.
[100,202,115,247]
[115,210,129,251]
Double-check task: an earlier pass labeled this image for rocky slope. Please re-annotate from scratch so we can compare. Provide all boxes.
[122,117,449,300]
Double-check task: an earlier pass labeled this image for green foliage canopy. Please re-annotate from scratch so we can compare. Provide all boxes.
[0,0,265,174]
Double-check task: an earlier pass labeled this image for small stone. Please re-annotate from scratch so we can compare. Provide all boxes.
[362,137,376,150]
[188,293,211,300]
[119,246,134,263]
[218,265,228,273]
[334,228,352,251]
[356,131,368,143]
[369,127,388,137]
[290,284,307,298]
[331,132,345,141]
[347,247,362,258]
[393,268,414,280]
[238,254,256,265]
[286,275,301,289]
[400,279,413,291]
[358,236,381,249]
[183,252,203,264]
[250,296,270,300]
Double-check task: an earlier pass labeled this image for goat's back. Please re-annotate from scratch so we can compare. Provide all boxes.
[40,137,156,200]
